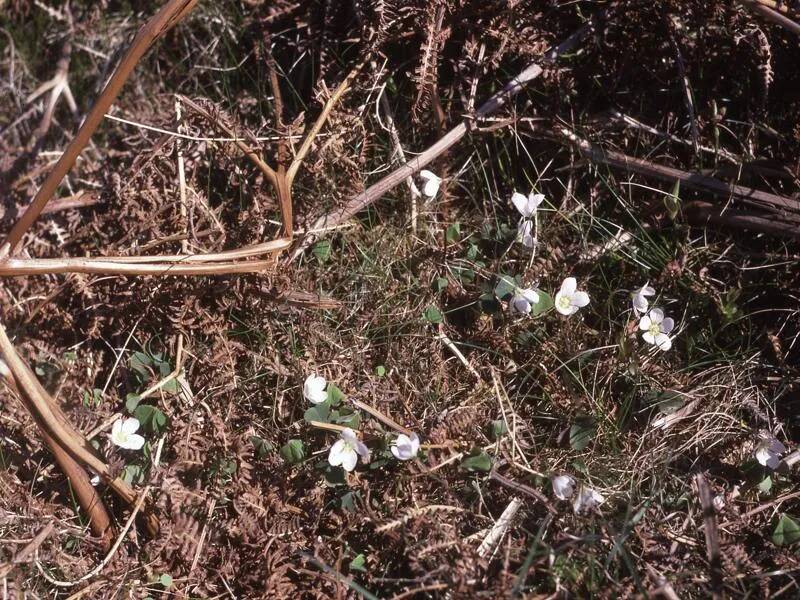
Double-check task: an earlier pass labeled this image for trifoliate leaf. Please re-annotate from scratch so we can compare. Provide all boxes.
[279,439,306,464]
[460,450,493,473]
[424,305,444,324]
[133,404,168,435]
[773,514,800,546]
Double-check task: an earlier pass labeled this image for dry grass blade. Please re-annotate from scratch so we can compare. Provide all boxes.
[0,257,279,277]
[695,474,723,598]
[1,0,199,255]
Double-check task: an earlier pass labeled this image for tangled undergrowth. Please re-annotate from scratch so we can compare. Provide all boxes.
[1,0,799,597]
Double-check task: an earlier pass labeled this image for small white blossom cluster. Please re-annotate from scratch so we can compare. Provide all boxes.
[303,374,421,472]
[631,282,675,351]
[551,474,605,515]
[109,417,145,450]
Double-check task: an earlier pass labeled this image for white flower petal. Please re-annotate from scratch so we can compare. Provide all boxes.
[660,317,675,334]
[510,294,531,315]
[340,449,358,472]
[341,428,358,444]
[641,284,656,296]
[517,219,535,247]
[304,374,328,404]
[554,292,574,316]
[573,486,605,515]
[642,331,656,345]
[653,333,672,351]
[648,308,664,325]
[124,434,146,451]
[551,475,576,500]
[511,192,532,217]
[560,277,577,296]
[632,293,649,314]
[520,288,540,305]
[571,291,590,308]
[528,193,545,211]
[420,170,441,198]
[328,439,347,466]
[391,445,405,460]
[769,438,787,455]
[355,439,371,461]
[111,419,122,437]
[639,316,652,331]
[121,417,140,435]
[409,433,420,455]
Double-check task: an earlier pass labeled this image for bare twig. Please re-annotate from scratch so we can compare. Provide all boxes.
[555,126,800,218]
[740,0,800,36]
[695,474,723,598]
[685,201,800,239]
[2,0,200,255]
[489,462,557,515]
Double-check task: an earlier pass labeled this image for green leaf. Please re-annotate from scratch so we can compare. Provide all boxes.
[340,490,358,510]
[758,475,773,493]
[773,514,800,546]
[375,365,386,377]
[424,305,444,324]
[304,402,331,424]
[327,383,346,405]
[528,290,554,316]
[279,439,306,464]
[466,243,479,260]
[494,274,519,300]
[121,464,145,485]
[569,417,596,451]
[432,277,449,293]
[250,436,273,459]
[133,404,168,435]
[490,419,508,441]
[445,222,461,244]
[313,240,332,263]
[159,574,173,588]
[335,409,361,429]
[349,553,367,572]
[460,450,493,473]
[125,393,142,413]
[129,351,153,379]
[664,180,680,220]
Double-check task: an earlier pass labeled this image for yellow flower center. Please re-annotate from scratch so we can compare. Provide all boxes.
[558,295,572,309]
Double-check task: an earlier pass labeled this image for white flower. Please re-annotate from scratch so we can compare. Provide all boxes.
[517,219,535,248]
[419,170,442,198]
[572,486,605,515]
[303,374,328,404]
[90,474,101,487]
[639,308,674,351]
[110,417,145,450]
[554,277,590,316]
[511,191,544,218]
[713,495,725,511]
[509,287,541,315]
[631,282,656,315]
[551,474,576,500]
[755,435,786,469]
[391,432,420,460]
[328,428,370,472]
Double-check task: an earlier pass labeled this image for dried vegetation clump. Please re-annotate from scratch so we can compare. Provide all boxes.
[1,0,800,597]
